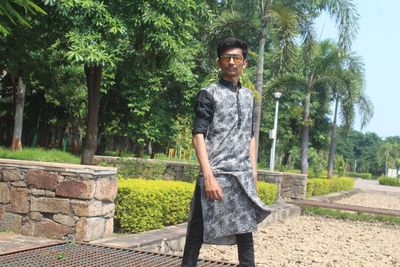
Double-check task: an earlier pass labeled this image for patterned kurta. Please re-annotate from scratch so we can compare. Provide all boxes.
[191,79,271,245]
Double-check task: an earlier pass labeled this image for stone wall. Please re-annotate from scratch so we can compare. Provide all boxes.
[94,156,307,199]
[0,159,117,241]
[258,170,307,199]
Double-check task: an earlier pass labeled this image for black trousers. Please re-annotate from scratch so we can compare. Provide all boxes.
[181,185,255,267]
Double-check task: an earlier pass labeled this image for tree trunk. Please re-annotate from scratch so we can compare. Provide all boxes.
[300,88,311,174]
[81,65,102,165]
[72,117,80,155]
[253,13,270,161]
[327,95,339,179]
[282,118,298,166]
[10,77,26,150]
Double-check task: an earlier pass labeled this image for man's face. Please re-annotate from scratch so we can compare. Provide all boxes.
[218,48,248,81]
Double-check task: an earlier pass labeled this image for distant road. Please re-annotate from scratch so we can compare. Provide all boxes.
[354,178,400,194]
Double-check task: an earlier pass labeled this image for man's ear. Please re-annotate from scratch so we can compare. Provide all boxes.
[242,59,248,69]
[216,57,221,68]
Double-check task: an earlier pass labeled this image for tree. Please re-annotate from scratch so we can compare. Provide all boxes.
[378,142,400,176]
[327,49,373,178]
[220,0,359,166]
[42,1,125,164]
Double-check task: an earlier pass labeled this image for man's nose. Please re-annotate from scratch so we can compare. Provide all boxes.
[228,57,235,64]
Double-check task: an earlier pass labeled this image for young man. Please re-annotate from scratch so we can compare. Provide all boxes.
[181,38,271,267]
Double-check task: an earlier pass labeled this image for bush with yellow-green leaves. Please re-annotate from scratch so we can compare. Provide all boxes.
[114,178,277,233]
[306,177,355,198]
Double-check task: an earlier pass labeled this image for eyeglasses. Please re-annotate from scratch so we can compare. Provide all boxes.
[219,54,244,64]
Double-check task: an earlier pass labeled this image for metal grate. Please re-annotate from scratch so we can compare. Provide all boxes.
[0,242,237,267]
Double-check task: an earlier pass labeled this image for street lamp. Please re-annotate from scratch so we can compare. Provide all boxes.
[269,92,282,171]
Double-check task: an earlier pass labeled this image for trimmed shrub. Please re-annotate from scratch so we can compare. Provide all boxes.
[115,178,194,233]
[306,177,355,198]
[257,182,278,205]
[378,176,400,187]
[115,178,277,233]
[345,172,373,179]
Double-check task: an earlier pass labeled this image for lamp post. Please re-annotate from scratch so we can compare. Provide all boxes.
[269,92,282,171]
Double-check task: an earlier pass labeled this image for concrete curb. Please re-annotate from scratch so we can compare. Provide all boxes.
[92,202,302,254]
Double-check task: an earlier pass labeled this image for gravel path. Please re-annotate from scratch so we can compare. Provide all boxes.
[200,191,400,267]
[335,191,400,210]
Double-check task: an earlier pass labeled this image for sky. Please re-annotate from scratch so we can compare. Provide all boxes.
[315,0,400,138]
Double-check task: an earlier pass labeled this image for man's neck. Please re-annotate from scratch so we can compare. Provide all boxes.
[222,76,240,85]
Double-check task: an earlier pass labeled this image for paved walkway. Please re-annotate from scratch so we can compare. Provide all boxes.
[354,178,400,194]
[0,232,63,255]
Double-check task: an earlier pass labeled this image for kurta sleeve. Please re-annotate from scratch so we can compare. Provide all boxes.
[192,90,214,135]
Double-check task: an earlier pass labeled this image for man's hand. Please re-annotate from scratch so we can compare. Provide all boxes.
[204,173,224,201]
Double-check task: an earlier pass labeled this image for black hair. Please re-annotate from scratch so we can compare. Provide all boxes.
[217,37,248,59]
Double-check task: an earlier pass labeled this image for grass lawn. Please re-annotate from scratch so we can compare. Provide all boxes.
[0,147,80,164]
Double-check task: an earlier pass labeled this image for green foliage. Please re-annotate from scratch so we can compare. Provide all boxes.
[308,148,326,178]
[345,172,373,179]
[303,207,400,226]
[378,176,400,187]
[0,0,46,36]
[114,178,195,233]
[306,177,354,198]
[257,182,278,205]
[106,158,168,180]
[0,147,80,163]
[335,155,346,177]
[114,178,277,233]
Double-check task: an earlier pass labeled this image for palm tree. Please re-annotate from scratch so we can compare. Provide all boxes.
[326,50,373,178]
[211,0,359,165]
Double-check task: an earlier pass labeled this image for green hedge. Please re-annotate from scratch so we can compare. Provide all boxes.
[306,177,355,198]
[115,178,194,233]
[345,172,373,179]
[257,182,278,205]
[115,178,277,233]
[378,176,400,187]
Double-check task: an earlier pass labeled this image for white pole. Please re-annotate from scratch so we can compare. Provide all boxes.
[269,98,280,171]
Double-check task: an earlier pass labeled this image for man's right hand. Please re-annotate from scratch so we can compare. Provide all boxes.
[204,173,224,201]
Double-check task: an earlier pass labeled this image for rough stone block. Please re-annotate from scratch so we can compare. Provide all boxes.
[60,172,78,177]
[53,214,75,227]
[104,218,113,236]
[2,169,23,182]
[0,212,22,232]
[45,190,56,197]
[34,219,74,239]
[71,200,114,217]
[0,182,10,204]
[31,197,70,214]
[10,187,29,213]
[11,181,26,187]
[21,220,35,236]
[281,178,294,188]
[0,206,4,221]
[30,188,46,196]
[56,180,95,199]
[30,211,43,221]
[26,170,59,190]
[76,217,105,241]
[95,178,118,202]
[281,191,292,198]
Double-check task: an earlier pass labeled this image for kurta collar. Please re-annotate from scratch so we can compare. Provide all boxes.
[219,78,241,92]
